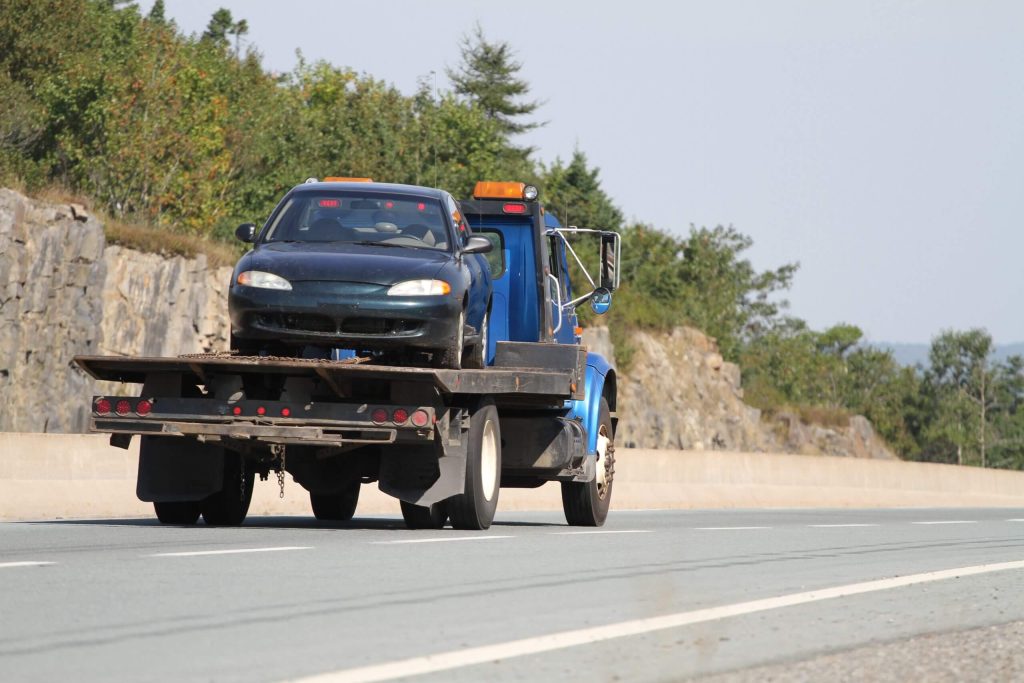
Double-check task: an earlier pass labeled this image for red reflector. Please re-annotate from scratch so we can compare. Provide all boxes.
[95,398,111,415]
[256,406,266,416]
[503,203,527,214]
[115,400,131,416]
[232,406,242,416]
[371,408,388,424]
[392,408,409,424]
[318,199,340,208]
[410,410,429,428]
[417,202,426,211]
[281,407,291,417]
[136,400,152,416]
[385,201,394,209]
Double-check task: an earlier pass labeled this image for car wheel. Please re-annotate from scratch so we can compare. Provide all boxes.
[448,400,501,530]
[463,309,489,369]
[561,397,615,526]
[310,479,360,521]
[400,500,448,529]
[436,310,464,369]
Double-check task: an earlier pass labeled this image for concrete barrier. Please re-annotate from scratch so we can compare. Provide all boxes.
[2,433,1024,521]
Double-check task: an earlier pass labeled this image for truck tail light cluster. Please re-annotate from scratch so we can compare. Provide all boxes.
[95,397,153,417]
[370,407,431,427]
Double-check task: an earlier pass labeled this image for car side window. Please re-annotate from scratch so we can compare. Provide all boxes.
[446,195,471,248]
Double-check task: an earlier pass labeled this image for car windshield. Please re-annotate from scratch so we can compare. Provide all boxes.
[263,191,450,251]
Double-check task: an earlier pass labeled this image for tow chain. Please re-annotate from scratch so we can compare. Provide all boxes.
[271,444,286,498]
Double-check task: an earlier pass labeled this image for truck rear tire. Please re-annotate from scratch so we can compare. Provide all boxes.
[310,480,360,521]
[153,501,202,525]
[447,400,501,530]
[562,397,615,527]
[201,452,254,526]
[400,500,448,529]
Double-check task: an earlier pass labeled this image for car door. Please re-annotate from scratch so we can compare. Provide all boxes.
[447,195,489,334]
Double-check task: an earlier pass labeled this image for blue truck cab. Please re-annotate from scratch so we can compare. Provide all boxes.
[462,181,621,525]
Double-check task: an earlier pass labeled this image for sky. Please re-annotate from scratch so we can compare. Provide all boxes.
[146,1,1024,344]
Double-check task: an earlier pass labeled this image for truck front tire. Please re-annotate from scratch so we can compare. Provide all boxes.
[447,400,501,530]
[561,397,615,527]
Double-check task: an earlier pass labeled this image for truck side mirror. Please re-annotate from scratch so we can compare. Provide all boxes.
[463,235,494,254]
[600,232,620,291]
[235,223,257,243]
[591,287,612,315]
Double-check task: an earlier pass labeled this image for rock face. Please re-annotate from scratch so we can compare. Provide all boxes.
[0,189,230,432]
[582,326,898,459]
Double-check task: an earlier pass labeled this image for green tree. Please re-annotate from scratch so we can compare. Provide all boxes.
[541,149,624,231]
[447,23,542,137]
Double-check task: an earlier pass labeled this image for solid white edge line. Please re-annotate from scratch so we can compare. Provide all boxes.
[550,530,654,535]
[0,561,56,569]
[1006,519,1024,522]
[693,526,769,530]
[370,536,514,545]
[912,521,977,525]
[151,546,312,557]
[285,558,1024,683]
[809,524,880,528]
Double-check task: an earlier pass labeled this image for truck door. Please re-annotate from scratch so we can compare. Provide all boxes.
[547,233,578,345]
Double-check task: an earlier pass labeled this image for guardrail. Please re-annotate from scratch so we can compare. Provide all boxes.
[3,433,1024,521]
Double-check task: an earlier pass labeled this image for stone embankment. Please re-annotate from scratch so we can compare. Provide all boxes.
[0,189,231,432]
[0,187,896,459]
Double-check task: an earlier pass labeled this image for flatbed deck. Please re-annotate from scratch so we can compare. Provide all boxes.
[74,343,586,401]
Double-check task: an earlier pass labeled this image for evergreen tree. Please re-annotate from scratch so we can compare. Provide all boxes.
[447,24,542,137]
[147,0,166,23]
[542,149,623,230]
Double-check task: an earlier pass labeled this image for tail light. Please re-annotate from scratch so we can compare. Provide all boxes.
[371,408,389,424]
[410,410,430,428]
[136,399,152,416]
[94,398,111,415]
[115,400,131,416]
[392,408,409,424]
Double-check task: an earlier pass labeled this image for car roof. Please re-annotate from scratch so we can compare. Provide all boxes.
[289,181,450,200]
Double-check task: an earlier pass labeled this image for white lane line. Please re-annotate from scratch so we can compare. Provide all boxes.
[287,558,1024,683]
[1007,519,1024,522]
[151,546,312,557]
[693,526,769,530]
[550,530,653,536]
[809,524,880,528]
[912,521,978,525]
[0,561,56,569]
[370,536,514,545]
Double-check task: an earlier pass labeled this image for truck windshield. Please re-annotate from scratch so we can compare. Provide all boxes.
[263,192,450,251]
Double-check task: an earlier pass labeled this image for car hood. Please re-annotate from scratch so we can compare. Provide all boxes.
[247,242,451,286]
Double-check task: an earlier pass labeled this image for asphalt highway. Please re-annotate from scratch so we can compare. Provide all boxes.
[3,507,1024,682]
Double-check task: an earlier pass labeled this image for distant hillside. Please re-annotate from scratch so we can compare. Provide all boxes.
[873,342,1024,368]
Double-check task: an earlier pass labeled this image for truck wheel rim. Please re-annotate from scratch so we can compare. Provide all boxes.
[480,312,488,364]
[596,424,613,499]
[480,419,498,502]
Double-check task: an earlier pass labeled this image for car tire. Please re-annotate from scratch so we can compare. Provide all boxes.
[561,397,615,527]
[153,501,202,525]
[310,480,360,521]
[448,400,501,530]
[463,309,489,369]
[400,500,448,529]
[436,310,464,369]
[201,451,254,526]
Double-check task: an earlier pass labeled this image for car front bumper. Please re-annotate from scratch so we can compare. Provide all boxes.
[229,281,461,351]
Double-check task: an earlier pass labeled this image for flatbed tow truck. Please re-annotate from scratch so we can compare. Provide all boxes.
[74,181,620,530]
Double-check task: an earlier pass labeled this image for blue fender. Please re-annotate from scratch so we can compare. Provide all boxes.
[567,352,616,454]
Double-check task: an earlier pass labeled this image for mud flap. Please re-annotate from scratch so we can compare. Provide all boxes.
[137,436,225,502]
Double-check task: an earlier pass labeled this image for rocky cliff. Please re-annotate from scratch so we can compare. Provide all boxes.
[0,189,230,432]
[582,326,897,459]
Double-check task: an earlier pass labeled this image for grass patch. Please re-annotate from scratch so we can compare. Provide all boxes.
[104,219,241,269]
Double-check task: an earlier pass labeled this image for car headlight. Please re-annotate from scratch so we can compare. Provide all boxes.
[387,279,452,296]
[237,271,292,291]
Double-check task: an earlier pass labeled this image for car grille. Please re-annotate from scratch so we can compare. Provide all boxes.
[256,313,336,334]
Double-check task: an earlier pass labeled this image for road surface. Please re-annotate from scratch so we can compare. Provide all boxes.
[2,508,1024,681]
